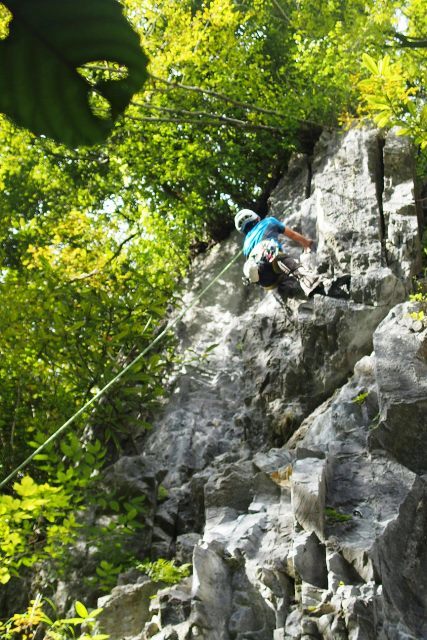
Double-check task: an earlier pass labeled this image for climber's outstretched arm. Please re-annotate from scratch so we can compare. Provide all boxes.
[283,227,314,250]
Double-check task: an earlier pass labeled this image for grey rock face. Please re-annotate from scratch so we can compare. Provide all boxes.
[382,129,422,282]
[291,457,327,540]
[97,580,163,640]
[373,475,427,639]
[290,530,328,588]
[369,302,427,474]
[96,127,426,640]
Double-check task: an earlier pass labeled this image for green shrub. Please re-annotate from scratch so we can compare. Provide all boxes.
[0,596,108,640]
[136,558,191,585]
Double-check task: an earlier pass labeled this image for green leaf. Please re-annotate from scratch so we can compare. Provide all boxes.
[352,391,369,405]
[110,500,120,512]
[377,55,391,76]
[407,101,417,117]
[375,111,392,128]
[0,570,11,584]
[58,616,86,625]
[396,126,413,136]
[204,343,219,354]
[420,104,427,125]
[124,507,138,520]
[365,96,390,109]
[74,600,89,619]
[362,52,378,75]
[100,560,113,569]
[0,0,148,147]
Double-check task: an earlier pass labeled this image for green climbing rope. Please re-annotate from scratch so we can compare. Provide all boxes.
[0,248,243,490]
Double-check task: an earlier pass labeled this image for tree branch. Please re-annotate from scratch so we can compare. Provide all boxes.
[271,0,291,23]
[52,233,139,289]
[147,74,290,119]
[392,31,427,48]
[132,100,256,122]
[145,75,337,130]
[104,231,140,267]
[86,66,330,131]
[125,112,284,133]
[131,100,287,130]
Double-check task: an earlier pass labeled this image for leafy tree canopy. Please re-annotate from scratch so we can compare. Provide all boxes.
[358,0,427,149]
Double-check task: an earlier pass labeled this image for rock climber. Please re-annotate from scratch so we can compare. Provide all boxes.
[234,209,350,299]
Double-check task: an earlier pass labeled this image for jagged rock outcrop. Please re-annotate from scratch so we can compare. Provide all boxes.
[369,303,427,475]
[96,127,426,640]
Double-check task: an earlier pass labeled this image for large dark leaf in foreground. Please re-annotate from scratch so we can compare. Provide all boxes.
[0,0,148,147]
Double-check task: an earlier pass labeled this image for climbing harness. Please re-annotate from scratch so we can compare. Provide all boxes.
[0,249,243,489]
[243,239,280,285]
[243,239,323,296]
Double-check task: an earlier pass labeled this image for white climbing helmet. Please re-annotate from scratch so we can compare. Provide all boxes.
[234,209,260,233]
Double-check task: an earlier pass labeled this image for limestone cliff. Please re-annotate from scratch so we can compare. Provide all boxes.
[97,127,427,640]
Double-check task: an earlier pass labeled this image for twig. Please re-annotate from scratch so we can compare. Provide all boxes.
[148,73,290,119]
[271,0,291,22]
[125,113,284,132]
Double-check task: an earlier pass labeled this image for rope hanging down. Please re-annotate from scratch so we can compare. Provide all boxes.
[0,249,243,490]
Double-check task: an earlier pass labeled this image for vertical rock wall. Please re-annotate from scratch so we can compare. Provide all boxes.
[97,127,426,640]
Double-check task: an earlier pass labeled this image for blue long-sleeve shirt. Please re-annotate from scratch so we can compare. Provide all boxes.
[243,217,285,256]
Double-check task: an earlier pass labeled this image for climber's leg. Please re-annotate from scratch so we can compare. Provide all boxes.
[275,255,323,297]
